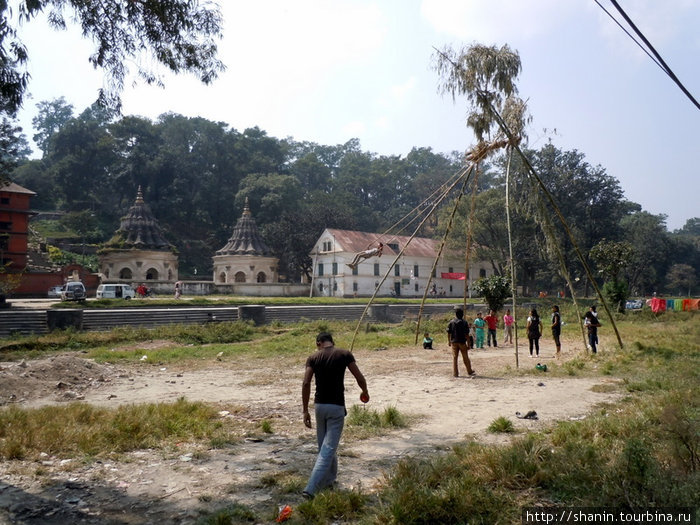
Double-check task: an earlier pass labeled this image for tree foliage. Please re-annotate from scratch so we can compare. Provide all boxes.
[9,102,698,292]
[0,0,224,114]
[472,274,511,312]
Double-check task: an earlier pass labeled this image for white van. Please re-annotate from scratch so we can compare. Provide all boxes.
[96,283,136,300]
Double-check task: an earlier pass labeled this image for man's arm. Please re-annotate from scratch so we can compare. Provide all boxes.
[348,362,369,401]
[302,366,314,428]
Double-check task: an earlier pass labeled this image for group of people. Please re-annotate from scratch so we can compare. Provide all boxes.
[440,304,603,367]
[299,305,603,500]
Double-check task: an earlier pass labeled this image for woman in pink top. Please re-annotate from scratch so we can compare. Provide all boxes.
[503,309,514,345]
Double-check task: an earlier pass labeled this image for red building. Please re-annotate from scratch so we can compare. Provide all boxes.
[0,182,36,270]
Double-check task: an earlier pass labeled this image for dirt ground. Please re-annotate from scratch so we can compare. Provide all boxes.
[0,338,621,524]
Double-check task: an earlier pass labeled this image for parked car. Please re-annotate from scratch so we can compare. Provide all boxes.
[47,285,64,298]
[60,281,87,301]
[96,283,136,300]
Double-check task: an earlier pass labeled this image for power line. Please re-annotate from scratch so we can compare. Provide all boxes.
[595,0,700,111]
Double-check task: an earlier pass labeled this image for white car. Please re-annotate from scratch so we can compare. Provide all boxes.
[96,283,136,300]
[47,286,64,298]
[61,282,87,301]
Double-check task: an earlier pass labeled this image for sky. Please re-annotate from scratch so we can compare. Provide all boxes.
[14,0,700,231]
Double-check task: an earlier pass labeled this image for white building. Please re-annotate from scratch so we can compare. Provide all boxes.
[310,229,493,298]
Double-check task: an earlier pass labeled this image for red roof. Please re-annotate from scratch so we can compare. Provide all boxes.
[325,229,451,258]
[0,182,36,195]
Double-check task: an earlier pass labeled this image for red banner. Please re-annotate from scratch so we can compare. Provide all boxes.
[441,272,466,280]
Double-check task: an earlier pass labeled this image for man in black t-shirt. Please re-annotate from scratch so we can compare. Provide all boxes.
[446,307,476,378]
[301,332,369,498]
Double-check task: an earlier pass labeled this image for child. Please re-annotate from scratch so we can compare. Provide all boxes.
[422,332,433,349]
[473,312,486,349]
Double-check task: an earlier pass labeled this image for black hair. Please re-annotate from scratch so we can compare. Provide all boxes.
[316,332,334,345]
[454,308,464,319]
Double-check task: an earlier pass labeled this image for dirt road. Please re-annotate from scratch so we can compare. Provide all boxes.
[0,340,619,524]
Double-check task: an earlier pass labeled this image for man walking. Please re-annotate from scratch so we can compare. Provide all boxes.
[302,332,369,498]
[446,307,476,377]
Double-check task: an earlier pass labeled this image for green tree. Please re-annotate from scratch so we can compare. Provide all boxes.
[0,115,30,177]
[472,274,511,312]
[0,0,224,114]
[32,97,74,156]
[621,211,671,296]
[590,239,634,312]
[666,264,697,296]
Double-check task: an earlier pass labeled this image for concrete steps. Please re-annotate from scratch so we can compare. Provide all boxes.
[0,310,48,337]
[0,303,463,337]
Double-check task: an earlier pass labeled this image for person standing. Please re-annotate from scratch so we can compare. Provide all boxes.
[301,332,368,498]
[526,308,542,358]
[584,311,602,353]
[174,281,182,299]
[503,308,514,345]
[485,309,498,347]
[473,311,486,349]
[551,305,562,358]
[446,307,476,377]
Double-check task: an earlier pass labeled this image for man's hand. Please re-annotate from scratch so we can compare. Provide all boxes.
[303,411,312,428]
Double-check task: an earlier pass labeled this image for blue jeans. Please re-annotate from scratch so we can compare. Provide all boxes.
[304,403,345,495]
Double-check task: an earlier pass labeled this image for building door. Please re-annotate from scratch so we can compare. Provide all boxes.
[394,282,401,297]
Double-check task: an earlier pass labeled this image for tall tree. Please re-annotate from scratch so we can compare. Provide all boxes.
[32,97,74,156]
[0,115,29,177]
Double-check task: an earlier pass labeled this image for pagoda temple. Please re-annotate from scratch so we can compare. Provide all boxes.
[98,187,178,282]
[212,198,278,284]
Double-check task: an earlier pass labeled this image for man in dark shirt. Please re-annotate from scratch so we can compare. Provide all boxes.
[302,332,369,498]
[551,305,562,358]
[446,307,476,378]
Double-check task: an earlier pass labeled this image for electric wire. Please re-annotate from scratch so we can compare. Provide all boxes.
[595,0,700,111]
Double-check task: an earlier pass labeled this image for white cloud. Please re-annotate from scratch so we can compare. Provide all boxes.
[419,0,576,43]
[342,120,367,137]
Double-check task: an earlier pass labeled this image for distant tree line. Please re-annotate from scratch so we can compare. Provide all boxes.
[6,97,699,296]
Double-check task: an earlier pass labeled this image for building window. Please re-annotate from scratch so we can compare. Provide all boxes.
[432,268,436,278]
[374,263,379,276]
[480,268,486,278]
[448,267,453,273]
[353,282,358,292]
[333,281,338,291]
[388,242,399,251]
[352,266,358,276]
[318,263,324,276]
[146,268,159,280]
[414,283,419,292]
[0,235,8,251]
[413,265,419,278]
[235,271,246,282]
[257,272,267,283]
[119,268,132,279]
[332,262,338,275]
[394,265,400,277]
[0,197,9,205]
[318,282,324,292]
[0,222,11,231]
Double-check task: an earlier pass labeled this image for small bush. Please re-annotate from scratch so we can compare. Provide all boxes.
[487,416,515,433]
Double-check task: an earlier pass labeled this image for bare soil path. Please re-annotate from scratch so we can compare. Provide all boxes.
[0,340,620,524]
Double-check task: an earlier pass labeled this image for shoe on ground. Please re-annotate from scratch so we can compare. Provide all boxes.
[468,371,476,376]
[302,491,313,500]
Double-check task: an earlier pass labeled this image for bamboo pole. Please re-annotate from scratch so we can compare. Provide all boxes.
[350,166,471,351]
[487,99,624,348]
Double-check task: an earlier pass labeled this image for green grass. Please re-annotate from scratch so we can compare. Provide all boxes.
[0,397,240,460]
[1,309,698,524]
[487,416,515,433]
